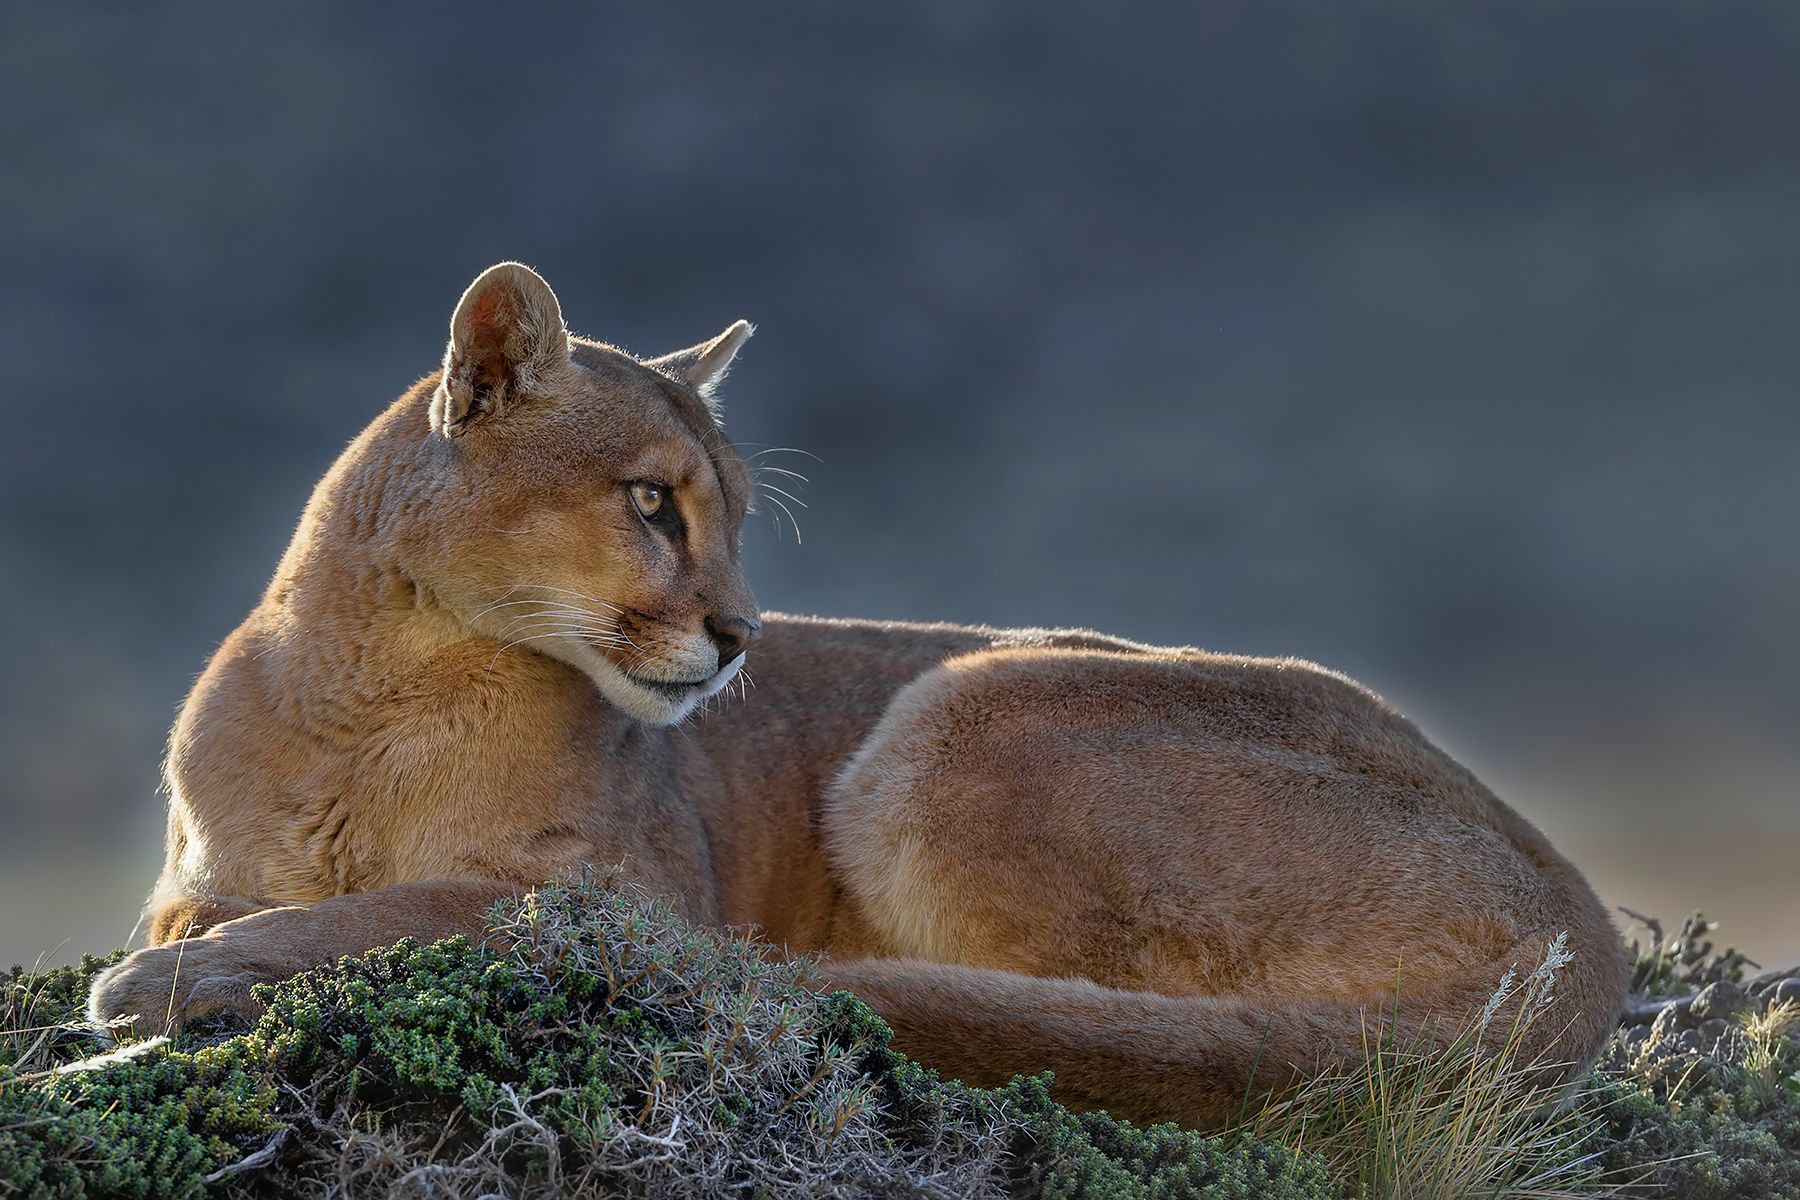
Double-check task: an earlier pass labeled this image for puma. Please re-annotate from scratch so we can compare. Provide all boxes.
[88,262,1626,1128]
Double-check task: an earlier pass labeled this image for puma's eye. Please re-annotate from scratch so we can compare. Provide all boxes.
[630,481,667,519]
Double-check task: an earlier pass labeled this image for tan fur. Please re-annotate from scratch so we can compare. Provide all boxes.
[88,264,1627,1129]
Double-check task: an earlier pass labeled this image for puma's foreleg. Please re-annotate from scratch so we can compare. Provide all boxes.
[88,878,521,1039]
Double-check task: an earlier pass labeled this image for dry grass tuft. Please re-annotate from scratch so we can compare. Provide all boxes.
[1,952,126,1081]
[1232,937,1634,1200]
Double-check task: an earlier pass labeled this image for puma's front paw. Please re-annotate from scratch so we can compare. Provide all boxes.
[86,943,264,1042]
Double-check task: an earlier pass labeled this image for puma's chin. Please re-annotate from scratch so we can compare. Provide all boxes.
[580,649,742,726]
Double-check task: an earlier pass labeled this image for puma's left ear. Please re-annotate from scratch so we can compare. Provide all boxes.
[646,320,754,406]
[432,262,570,438]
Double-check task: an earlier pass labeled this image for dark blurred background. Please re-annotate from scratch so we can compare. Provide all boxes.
[3,4,1797,969]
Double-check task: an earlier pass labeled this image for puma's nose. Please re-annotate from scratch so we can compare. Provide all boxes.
[704,615,759,669]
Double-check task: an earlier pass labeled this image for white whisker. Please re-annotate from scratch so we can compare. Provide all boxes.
[741,445,822,463]
[487,631,584,672]
[764,492,804,544]
[752,465,810,484]
[500,619,632,647]
[505,583,630,614]
[492,604,619,627]
[758,483,808,510]
[477,586,642,655]
[489,626,637,662]
[492,606,619,636]
[474,598,601,621]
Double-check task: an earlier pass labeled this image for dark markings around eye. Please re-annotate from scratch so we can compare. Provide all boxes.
[629,479,684,537]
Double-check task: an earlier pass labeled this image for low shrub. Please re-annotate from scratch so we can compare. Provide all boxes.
[0,872,1337,1199]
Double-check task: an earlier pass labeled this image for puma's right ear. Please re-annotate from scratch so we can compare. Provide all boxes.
[645,320,755,409]
[431,262,570,438]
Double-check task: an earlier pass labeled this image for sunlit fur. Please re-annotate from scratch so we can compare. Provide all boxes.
[89,264,1627,1131]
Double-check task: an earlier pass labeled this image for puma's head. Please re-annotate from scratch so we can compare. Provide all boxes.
[402,262,760,725]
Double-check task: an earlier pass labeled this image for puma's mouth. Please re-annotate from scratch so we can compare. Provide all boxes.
[580,648,744,726]
[622,653,743,704]
[623,670,711,699]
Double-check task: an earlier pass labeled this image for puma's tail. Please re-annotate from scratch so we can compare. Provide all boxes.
[822,947,1623,1129]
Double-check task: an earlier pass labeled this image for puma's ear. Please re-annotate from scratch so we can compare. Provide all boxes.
[431,262,570,438]
[646,320,754,406]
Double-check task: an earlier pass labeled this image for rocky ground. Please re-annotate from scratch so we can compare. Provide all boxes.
[1588,913,1800,1197]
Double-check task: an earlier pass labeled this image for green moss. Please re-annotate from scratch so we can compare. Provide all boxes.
[0,1036,279,1199]
[2,949,280,1199]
